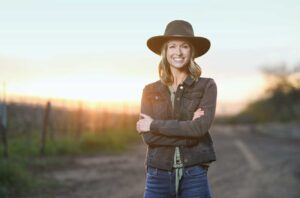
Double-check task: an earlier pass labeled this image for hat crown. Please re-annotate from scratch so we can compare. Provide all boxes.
[164,20,194,37]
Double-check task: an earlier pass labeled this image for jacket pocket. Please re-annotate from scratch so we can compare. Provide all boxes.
[182,91,203,112]
[150,94,168,119]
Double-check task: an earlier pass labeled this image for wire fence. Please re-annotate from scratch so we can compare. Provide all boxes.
[0,94,140,158]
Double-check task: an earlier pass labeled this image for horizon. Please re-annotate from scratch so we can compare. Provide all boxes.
[1,91,251,116]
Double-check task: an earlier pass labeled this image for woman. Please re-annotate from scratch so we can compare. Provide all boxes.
[136,20,217,198]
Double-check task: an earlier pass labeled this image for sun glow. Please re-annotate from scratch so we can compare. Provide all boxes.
[8,76,144,101]
[4,75,146,114]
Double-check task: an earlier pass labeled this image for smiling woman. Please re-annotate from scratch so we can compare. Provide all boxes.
[136,20,216,198]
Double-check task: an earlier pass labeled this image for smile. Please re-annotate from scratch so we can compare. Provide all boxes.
[173,58,184,61]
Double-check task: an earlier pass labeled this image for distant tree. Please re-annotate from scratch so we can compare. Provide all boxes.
[233,63,300,123]
[261,63,300,97]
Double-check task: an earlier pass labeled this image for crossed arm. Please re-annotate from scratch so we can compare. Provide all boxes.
[136,79,217,145]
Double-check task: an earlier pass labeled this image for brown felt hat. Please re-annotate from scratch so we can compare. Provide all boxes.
[147,20,210,58]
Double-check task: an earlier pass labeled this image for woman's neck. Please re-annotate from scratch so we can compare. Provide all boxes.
[170,68,188,90]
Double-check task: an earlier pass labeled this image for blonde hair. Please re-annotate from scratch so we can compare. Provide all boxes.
[158,40,202,86]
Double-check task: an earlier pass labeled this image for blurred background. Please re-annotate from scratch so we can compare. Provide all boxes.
[0,0,299,197]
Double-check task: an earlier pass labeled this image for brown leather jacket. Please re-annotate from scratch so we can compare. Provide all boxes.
[140,75,217,170]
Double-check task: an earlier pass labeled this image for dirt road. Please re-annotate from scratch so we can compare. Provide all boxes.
[24,124,300,198]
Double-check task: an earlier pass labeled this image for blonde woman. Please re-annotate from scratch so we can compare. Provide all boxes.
[136,20,217,198]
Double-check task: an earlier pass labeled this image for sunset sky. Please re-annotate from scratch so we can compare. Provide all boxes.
[0,0,299,114]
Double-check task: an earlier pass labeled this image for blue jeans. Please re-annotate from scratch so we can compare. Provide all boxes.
[143,165,211,198]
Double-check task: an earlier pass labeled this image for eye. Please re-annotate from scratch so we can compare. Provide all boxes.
[182,45,190,49]
[168,45,175,49]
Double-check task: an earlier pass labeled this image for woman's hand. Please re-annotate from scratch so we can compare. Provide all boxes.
[136,113,153,134]
[193,108,204,120]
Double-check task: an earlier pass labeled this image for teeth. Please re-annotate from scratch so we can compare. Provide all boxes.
[174,58,183,61]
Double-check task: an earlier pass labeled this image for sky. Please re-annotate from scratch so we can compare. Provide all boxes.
[0,0,299,114]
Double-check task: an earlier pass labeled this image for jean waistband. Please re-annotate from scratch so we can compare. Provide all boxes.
[147,164,208,173]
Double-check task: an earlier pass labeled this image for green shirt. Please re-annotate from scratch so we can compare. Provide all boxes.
[168,85,183,197]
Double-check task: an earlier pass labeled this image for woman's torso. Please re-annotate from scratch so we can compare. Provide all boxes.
[142,75,217,170]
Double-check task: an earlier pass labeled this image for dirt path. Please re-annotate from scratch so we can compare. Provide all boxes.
[23,124,300,198]
[26,142,147,198]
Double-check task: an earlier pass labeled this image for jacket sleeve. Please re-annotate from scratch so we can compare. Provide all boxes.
[140,85,199,147]
[150,79,217,138]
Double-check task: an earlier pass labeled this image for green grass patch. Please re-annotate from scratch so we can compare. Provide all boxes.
[79,128,139,154]
[1,128,139,157]
[0,159,33,198]
[0,158,63,198]
[0,128,139,196]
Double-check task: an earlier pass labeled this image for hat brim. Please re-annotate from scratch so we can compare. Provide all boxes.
[147,35,210,58]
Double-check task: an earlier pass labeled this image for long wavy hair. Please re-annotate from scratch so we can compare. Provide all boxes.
[158,40,202,86]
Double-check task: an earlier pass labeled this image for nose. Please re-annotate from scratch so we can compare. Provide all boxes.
[175,46,182,55]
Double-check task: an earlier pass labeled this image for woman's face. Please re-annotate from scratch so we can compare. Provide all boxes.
[166,39,191,70]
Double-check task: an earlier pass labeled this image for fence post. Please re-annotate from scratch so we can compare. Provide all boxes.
[0,108,8,159]
[40,101,51,157]
[0,82,8,158]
